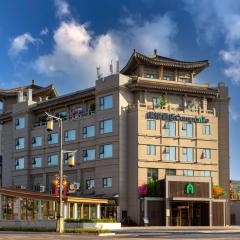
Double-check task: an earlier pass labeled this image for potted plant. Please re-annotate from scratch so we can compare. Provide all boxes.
[213,185,226,199]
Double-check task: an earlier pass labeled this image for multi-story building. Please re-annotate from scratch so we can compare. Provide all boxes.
[0,50,230,226]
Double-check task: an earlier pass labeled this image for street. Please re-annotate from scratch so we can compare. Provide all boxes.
[1,231,240,240]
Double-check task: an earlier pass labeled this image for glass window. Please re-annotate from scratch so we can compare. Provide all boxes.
[15,158,24,170]
[200,170,211,177]
[48,155,58,166]
[163,122,176,137]
[182,123,193,137]
[147,168,158,181]
[86,179,95,189]
[99,95,113,110]
[99,119,113,134]
[64,129,76,141]
[99,144,113,159]
[83,149,96,161]
[203,125,211,135]
[163,75,173,81]
[147,145,156,155]
[182,148,193,162]
[202,149,211,159]
[152,97,161,108]
[164,146,176,161]
[56,111,68,119]
[103,177,112,188]
[48,133,58,144]
[147,120,156,130]
[15,137,24,150]
[15,117,25,129]
[183,170,194,176]
[32,157,42,168]
[83,125,95,138]
[166,169,176,176]
[32,136,42,147]
[144,73,159,79]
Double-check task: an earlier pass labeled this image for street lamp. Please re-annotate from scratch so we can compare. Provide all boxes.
[45,112,76,233]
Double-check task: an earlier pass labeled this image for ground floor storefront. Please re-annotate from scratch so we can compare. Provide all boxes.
[139,176,227,227]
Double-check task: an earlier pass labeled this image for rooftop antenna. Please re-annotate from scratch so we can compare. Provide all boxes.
[109,60,113,75]
[96,66,102,80]
[116,59,119,74]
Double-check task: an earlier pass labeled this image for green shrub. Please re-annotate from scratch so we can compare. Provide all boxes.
[0,227,55,232]
[65,228,111,234]
[65,218,116,223]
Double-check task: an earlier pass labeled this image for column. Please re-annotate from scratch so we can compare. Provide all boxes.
[97,204,101,219]
[165,199,170,226]
[17,197,21,220]
[143,198,149,226]
[174,69,178,81]
[63,202,67,219]
[38,200,43,220]
[73,203,78,219]
[0,194,2,220]
[209,201,213,226]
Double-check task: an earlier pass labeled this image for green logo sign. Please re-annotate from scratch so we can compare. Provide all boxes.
[185,183,194,194]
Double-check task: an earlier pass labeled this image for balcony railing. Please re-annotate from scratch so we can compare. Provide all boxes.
[33,111,96,127]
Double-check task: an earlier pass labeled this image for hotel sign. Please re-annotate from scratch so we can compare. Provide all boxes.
[146,112,209,123]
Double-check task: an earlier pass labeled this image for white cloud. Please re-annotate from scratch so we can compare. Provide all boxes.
[9,33,40,57]
[230,108,240,121]
[183,0,240,84]
[54,0,70,18]
[40,27,49,36]
[35,14,178,89]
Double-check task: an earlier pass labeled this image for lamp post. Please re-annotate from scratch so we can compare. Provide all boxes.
[45,112,64,233]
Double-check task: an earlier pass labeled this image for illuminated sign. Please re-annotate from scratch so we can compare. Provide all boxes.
[185,183,195,194]
[146,112,209,123]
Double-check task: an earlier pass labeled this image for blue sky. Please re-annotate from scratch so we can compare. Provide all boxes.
[0,0,239,179]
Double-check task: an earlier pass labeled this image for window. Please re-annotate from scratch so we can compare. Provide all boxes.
[203,125,211,135]
[99,95,113,110]
[48,155,58,166]
[56,111,68,119]
[15,158,24,170]
[99,119,113,134]
[83,125,95,138]
[99,144,113,159]
[152,97,161,108]
[83,149,96,161]
[32,136,42,147]
[183,170,194,176]
[166,169,176,176]
[64,129,76,142]
[182,123,193,137]
[147,145,156,155]
[182,148,193,162]
[163,122,176,137]
[15,137,24,150]
[202,149,211,159]
[147,120,156,130]
[147,168,158,181]
[103,177,112,188]
[48,133,58,144]
[63,152,76,164]
[144,73,159,79]
[15,117,25,129]
[164,146,176,161]
[163,75,173,81]
[32,157,42,168]
[200,170,211,177]
[86,179,95,190]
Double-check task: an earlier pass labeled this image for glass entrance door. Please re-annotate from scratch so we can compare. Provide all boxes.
[178,206,190,226]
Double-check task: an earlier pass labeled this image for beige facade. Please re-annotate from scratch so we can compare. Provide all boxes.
[0,51,230,226]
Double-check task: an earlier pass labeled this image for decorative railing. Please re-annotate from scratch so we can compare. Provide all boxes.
[33,111,96,127]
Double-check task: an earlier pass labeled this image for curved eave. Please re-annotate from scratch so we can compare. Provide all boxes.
[32,87,95,112]
[121,51,209,75]
[126,81,218,98]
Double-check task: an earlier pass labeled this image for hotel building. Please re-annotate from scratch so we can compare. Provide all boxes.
[0,50,230,226]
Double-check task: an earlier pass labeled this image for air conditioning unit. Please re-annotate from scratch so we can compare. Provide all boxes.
[39,185,46,192]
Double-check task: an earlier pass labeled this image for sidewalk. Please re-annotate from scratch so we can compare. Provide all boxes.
[113,226,240,234]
